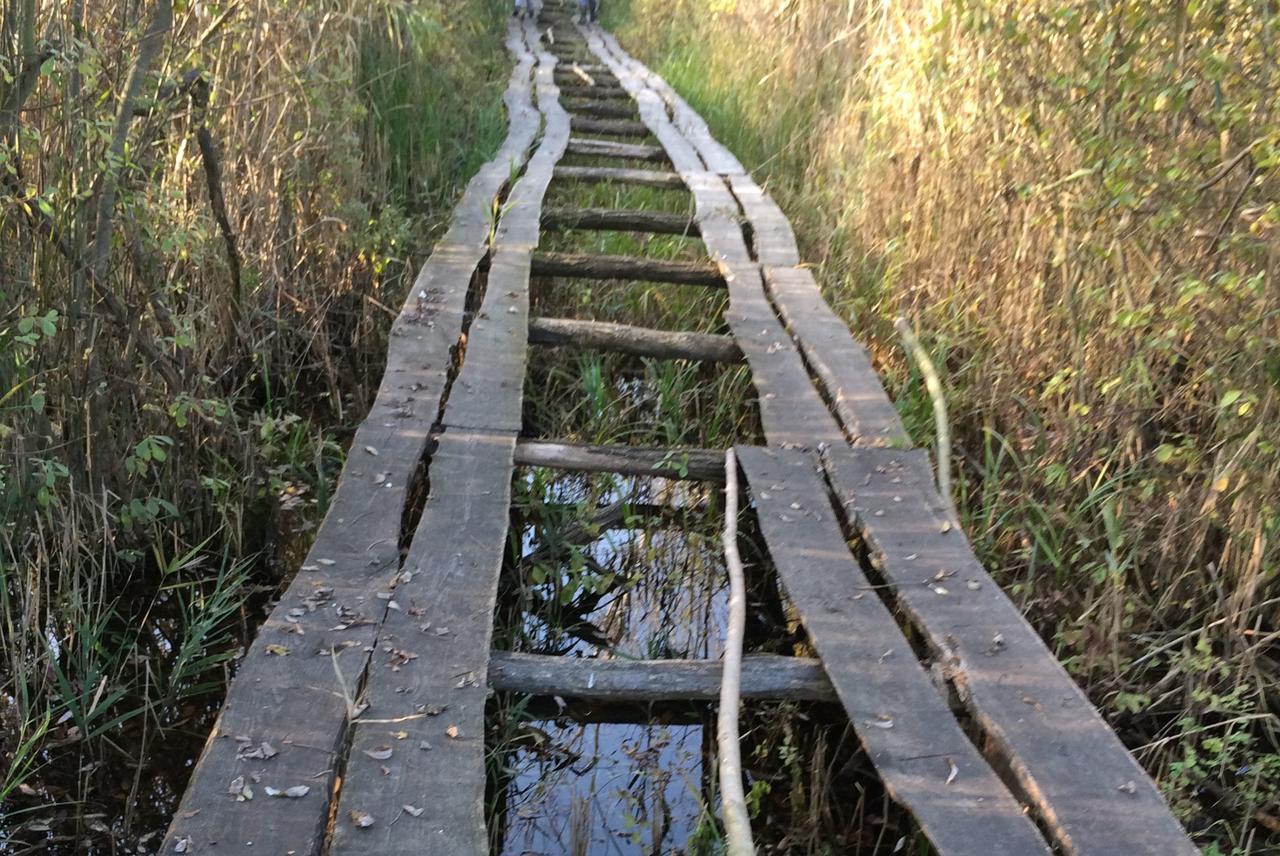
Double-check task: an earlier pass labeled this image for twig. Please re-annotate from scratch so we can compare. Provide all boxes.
[718,448,755,856]
[895,317,954,515]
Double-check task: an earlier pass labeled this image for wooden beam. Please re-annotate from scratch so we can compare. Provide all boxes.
[567,137,669,162]
[541,206,698,235]
[553,165,685,188]
[528,316,742,363]
[531,250,723,286]
[555,85,632,100]
[563,101,638,119]
[489,652,837,702]
[571,117,651,137]
[513,439,725,482]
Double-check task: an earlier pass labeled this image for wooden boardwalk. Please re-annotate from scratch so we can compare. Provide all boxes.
[166,3,1197,853]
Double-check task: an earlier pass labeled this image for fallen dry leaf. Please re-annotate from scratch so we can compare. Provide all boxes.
[349,810,375,828]
[363,745,393,761]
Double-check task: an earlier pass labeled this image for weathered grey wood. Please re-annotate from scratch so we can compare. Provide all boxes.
[566,137,669,163]
[737,447,1053,856]
[531,250,724,286]
[445,44,573,432]
[541,206,698,235]
[163,20,545,856]
[592,29,745,175]
[513,439,725,482]
[552,165,685,188]
[571,116,650,137]
[727,173,800,266]
[553,85,632,100]
[528,316,742,363]
[563,100,638,119]
[765,266,910,447]
[822,447,1198,855]
[329,431,518,855]
[576,26,844,448]
[489,652,836,702]
[555,69,620,86]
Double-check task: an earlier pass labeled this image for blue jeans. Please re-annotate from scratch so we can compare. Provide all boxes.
[578,0,599,21]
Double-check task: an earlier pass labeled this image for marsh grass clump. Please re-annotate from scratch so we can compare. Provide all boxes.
[612,0,1280,848]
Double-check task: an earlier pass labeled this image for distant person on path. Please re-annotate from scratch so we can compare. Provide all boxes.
[578,0,599,24]
[513,0,535,18]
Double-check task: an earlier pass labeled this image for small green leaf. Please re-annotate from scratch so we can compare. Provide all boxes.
[1218,390,1242,409]
[1154,444,1176,464]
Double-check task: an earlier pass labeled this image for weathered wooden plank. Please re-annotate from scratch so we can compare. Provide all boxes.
[570,116,650,137]
[737,447,1053,856]
[764,266,910,447]
[727,173,800,266]
[445,43,573,432]
[163,20,544,856]
[541,206,698,235]
[552,165,685,188]
[822,447,1198,855]
[531,250,724,286]
[721,261,846,447]
[566,137,669,162]
[513,439,725,482]
[489,652,836,702]
[590,29,745,175]
[329,430,518,855]
[553,85,632,100]
[528,316,742,363]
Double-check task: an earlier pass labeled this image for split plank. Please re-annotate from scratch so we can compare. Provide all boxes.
[531,250,724,286]
[566,137,669,163]
[552,165,685,188]
[822,447,1199,855]
[162,19,545,856]
[513,439,725,482]
[489,651,836,702]
[541,206,698,235]
[328,431,518,855]
[528,316,742,363]
[737,446,1052,856]
[764,266,909,447]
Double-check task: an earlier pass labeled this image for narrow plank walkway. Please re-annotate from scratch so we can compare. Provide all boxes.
[166,2,1198,854]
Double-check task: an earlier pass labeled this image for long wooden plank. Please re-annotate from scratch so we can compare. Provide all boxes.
[528,316,742,363]
[764,265,909,447]
[737,446,1052,855]
[577,26,844,449]
[513,439,725,482]
[443,42,573,432]
[531,250,724,286]
[552,165,685,188]
[163,20,544,855]
[489,652,836,702]
[566,137,669,162]
[328,430,518,855]
[823,447,1198,855]
[727,173,800,266]
[541,206,698,236]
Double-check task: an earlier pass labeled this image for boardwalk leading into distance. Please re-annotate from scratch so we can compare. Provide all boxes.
[166,2,1197,853]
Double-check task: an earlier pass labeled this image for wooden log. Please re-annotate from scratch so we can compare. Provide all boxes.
[555,70,620,86]
[513,439,725,482]
[528,316,742,363]
[553,165,685,188]
[822,447,1199,856]
[488,652,836,702]
[541,206,698,235]
[571,116,651,137]
[765,266,909,447]
[738,447,1053,856]
[554,85,632,100]
[563,101,638,119]
[567,137,669,163]
[531,250,723,286]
